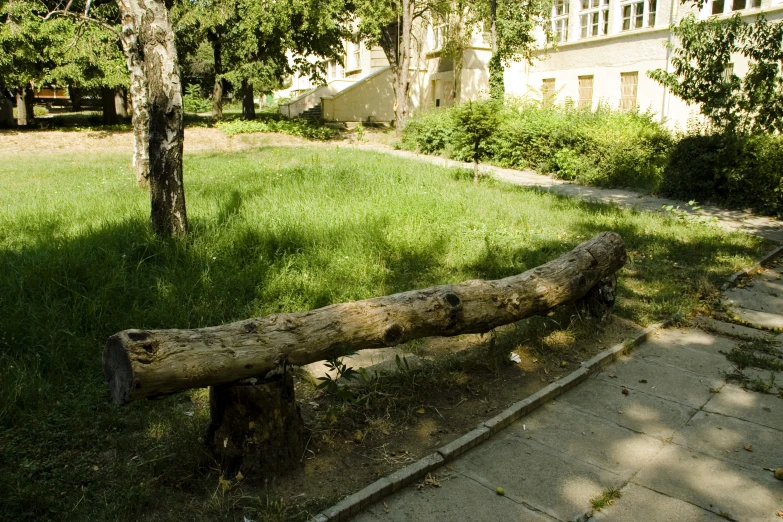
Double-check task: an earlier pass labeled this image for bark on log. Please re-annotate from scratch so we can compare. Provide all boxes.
[104,232,626,405]
[207,371,305,475]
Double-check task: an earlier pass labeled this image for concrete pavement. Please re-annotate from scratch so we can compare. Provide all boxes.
[350,262,783,521]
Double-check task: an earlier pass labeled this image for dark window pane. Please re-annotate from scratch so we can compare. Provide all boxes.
[712,0,725,14]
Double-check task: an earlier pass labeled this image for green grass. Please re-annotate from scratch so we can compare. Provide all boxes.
[590,486,623,511]
[0,145,768,521]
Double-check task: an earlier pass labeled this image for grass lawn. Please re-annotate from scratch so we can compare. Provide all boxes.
[0,144,768,521]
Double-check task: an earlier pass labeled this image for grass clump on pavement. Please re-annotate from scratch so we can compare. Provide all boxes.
[0,146,767,521]
[590,487,623,511]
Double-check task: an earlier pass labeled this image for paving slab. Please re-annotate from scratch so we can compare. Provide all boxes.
[352,473,556,522]
[729,306,783,331]
[723,287,783,315]
[634,340,732,380]
[702,383,783,431]
[450,435,624,521]
[508,400,664,477]
[693,316,775,341]
[561,377,697,440]
[647,328,739,354]
[594,356,723,409]
[672,410,783,471]
[632,444,783,521]
[592,483,726,522]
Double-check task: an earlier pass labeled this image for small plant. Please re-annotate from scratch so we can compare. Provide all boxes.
[317,350,359,402]
[450,99,501,183]
[183,84,212,114]
[590,486,622,511]
[355,122,364,142]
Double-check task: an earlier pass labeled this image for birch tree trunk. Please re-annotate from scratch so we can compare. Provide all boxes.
[118,0,151,187]
[119,0,188,237]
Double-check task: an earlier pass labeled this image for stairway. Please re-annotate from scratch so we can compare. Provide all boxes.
[299,105,322,122]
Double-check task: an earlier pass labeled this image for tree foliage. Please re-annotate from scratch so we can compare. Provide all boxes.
[649,13,783,134]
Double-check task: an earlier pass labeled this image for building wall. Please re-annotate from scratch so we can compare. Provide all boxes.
[322,68,396,123]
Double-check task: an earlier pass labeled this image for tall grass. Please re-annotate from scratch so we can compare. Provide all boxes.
[0,146,766,520]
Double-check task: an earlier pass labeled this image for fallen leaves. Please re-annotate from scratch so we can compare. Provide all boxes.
[744,444,753,452]
[416,473,441,490]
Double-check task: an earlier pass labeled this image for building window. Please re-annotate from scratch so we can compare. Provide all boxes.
[580,0,609,38]
[713,0,759,14]
[552,0,569,42]
[621,0,656,30]
[327,59,344,80]
[432,17,445,50]
[351,43,362,70]
[619,72,638,110]
[541,78,556,106]
[578,75,594,109]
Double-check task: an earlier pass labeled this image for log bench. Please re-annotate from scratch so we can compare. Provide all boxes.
[104,231,626,474]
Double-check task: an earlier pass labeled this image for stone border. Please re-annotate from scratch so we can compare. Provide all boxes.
[720,243,783,291]
[309,321,667,522]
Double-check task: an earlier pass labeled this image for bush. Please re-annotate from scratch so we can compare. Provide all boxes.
[402,102,673,191]
[663,133,783,217]
[183,84,212,114]
[216,114,337,140]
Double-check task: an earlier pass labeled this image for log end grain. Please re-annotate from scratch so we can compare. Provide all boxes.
[103,331,139,405]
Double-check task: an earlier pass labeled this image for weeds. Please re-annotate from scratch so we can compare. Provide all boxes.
[590,487,622,511]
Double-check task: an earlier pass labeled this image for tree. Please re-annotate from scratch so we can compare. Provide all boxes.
[118,0,188,237]
[450,99,500,182]
[649,13,783,134]
[356,0,427,131]
[0,0,50,126]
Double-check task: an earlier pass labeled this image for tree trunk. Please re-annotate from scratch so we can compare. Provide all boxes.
[15,88,29,126]
[118,1,151,187]
[24,86,34,123]
[115,86,129,118]
[69,85,83,111]
[241,80,255,120]
[209,33,223,120]
[0,95,15,128]
[488,0,504,100]
[207,371,305,476]
[102,87,118,124]
[394,0,414,131]
[474,158,479,184]
[119,0,188,237]
[104,232,626,405]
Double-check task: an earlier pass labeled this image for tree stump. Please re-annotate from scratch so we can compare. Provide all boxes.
[576,274,618,322]
[206,370,305,476]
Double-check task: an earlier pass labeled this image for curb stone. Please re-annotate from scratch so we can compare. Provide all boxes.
[309,322,667,522]
[720,243,783,291]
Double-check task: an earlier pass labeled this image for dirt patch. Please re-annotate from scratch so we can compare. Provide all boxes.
[213,312,643,519]
[0,127,324,156]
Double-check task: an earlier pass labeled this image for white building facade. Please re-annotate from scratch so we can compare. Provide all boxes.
[279,1,783,128]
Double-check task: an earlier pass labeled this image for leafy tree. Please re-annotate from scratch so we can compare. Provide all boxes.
[173,0,348,120]
[451,99,500,182]
[649,13,783,134]
[355,0,428,130]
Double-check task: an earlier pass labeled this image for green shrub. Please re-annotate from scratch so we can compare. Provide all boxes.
[182,84,212,114]
[216,114,337,140]
[402,102,673,192]
[663,133,783,217]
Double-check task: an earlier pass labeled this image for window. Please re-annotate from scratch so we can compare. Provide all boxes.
[432,17,445,50]
[580,0,609,38]
[619,72,638,110]
[552,0,569,42]
[722,63,734,83]
[327,59,344,80]
[351,43,362,70]
[541,78,556,106]
[578,75,594,109]
[621,0,656,30]
[713,0,759,14]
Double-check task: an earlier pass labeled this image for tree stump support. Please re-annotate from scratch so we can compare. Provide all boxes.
[206,365,305,475]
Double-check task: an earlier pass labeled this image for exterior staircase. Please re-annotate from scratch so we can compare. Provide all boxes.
[299,104,322,122]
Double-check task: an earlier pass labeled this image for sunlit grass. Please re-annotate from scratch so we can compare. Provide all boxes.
[0,145,768,521]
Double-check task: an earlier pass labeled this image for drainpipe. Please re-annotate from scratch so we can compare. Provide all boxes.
[661,0,680,123]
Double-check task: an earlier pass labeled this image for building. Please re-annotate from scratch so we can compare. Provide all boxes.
[279,0,783,129]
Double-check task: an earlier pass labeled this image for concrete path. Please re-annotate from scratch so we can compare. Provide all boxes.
[357,145,783,244]
[351,263,783,521]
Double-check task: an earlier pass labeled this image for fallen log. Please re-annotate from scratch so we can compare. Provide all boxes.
[104,231,626,405]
